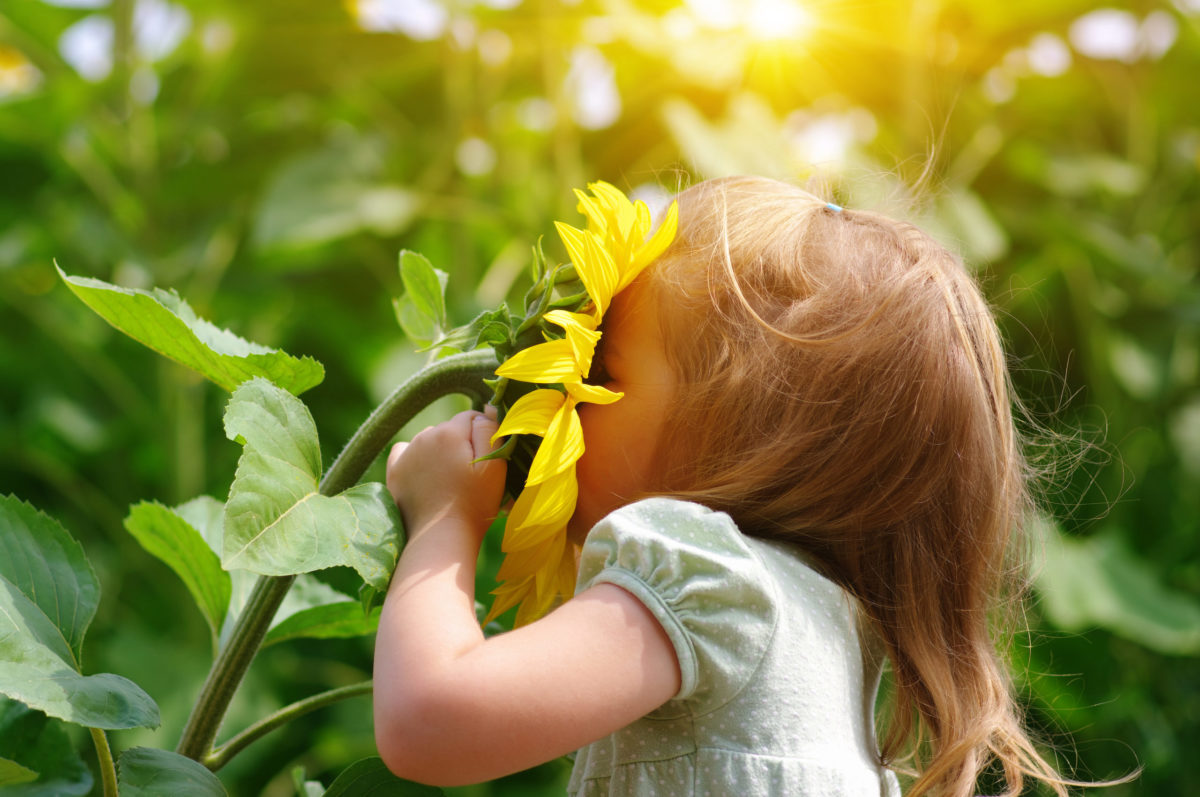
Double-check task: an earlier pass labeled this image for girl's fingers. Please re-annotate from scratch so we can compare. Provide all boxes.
[387,441,409,470]
[470,412,500,460]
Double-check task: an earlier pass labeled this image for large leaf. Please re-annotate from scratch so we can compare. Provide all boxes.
[1033,519,1200,656]
[172,495,380,649]
[117,748,227,796]
[124,502,232,649]
[57,267,324,395]
[221,379,403,589]
[0,699,91,796]
[323,757,444,796]
[0,495,98,663]
[262,602,381,648]
[0,497,160,730]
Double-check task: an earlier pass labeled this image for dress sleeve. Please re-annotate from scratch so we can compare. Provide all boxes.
[574,498,778,715]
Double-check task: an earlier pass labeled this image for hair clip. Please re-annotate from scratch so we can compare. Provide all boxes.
[826,202,844,212]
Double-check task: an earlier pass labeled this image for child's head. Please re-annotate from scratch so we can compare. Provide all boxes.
[632,175,1067,796]
[645,175,1023,547]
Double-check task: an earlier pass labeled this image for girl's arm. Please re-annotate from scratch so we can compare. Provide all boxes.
[373,410,680,786]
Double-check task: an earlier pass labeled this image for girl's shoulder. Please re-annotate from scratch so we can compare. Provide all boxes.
[576,497,779,710]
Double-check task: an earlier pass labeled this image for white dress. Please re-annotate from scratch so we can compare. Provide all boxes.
[568,498,902,796]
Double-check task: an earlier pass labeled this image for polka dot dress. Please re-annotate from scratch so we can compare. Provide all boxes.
[568,498,902,797]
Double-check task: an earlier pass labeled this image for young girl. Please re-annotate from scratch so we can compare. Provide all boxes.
[374,176,1078,795]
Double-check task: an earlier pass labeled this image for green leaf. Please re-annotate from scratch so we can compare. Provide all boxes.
[262,601,381,648]
[117,748,228,796]
[394,251,448,347]
[1032,519,1200,655]
[0,497,160,730]
[0,758,38,787]
[0,698,91,795]
[323,757,444,796]
[57,267,324,395]
[221,379,403,589]
[400,250,448,331]
[124,502,232,648]
[0,494,98,663]
[174,495,372,648]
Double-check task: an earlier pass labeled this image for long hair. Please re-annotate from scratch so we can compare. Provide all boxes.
[642,175,1072,796]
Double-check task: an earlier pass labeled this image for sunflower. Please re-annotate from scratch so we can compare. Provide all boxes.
[485,182,678,626]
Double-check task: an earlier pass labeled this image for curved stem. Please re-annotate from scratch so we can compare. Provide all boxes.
[89,727,117,797]
[204,681,373,771]
[176,349,497,764]
[322,348,498,494]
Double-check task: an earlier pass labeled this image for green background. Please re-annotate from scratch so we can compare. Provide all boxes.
[1,0,1196,793]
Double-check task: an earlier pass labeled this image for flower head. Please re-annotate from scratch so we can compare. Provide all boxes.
[486,182,678,625]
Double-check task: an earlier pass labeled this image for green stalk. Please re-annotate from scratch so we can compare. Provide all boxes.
[89,727,117,797]
[176,349,498,764]
[204,681,373,771]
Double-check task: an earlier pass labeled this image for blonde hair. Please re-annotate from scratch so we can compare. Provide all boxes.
[642,175,1074,796]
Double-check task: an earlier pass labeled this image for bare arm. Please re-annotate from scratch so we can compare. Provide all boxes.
[373,410,680,786]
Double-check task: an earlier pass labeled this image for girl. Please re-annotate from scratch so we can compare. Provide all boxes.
[374,176,1080,795]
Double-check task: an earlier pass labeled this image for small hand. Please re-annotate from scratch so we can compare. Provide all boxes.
[386,407,506,545]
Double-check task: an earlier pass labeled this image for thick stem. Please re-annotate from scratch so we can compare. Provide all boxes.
[204,681,373,771]
[322,348,498,494]
[90,727,118,797]
[175,349,497,764]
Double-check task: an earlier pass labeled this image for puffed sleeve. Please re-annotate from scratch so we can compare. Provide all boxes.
[575,498,778,716]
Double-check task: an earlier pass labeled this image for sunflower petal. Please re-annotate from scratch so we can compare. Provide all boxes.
[633,198,652,241]
[623,199,679,291]
[582,230,620,317]
[558,222,619,318]
[533,532,566,598]
[492,389,565,444]
[544,309,600,377]
[589,181,638,245]
[496,534,557,581]
[495,338,580,383]
[483,576,532,625]
[574,189,608,237]
[564,381,623,405]
[503,469,577,550]
[526,399,583,485]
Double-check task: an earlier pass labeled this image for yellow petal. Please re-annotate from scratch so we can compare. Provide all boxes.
[503,468,577,550]
[564,380,623,405]
[633,198,652,241]
[495,339,580,384]
[533,531,566,599]
[483,576,532,625]
[557,222,619,318]
[589,181,638,245]
[544,309,600,377]
[556,541,578,600]
[496,534,557,581]
[491,389,565,444]
[526,399,583,485]
[574,188,608,238]
[622,199,679,292]
[582,230,620,317]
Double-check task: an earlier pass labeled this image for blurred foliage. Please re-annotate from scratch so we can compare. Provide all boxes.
[1,0,1196,793]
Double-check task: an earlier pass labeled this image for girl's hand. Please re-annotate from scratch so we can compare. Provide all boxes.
[385,407,506,545]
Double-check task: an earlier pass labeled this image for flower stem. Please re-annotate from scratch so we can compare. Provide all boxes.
[204,681,372,771]
[175,349,498,764]
[89,727,117,797]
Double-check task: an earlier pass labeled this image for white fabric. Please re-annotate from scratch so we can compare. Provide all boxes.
[568,498,901,796]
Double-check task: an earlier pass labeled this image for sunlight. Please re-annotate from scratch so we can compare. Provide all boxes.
[745,0,813,41]
[684,0,814,42]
